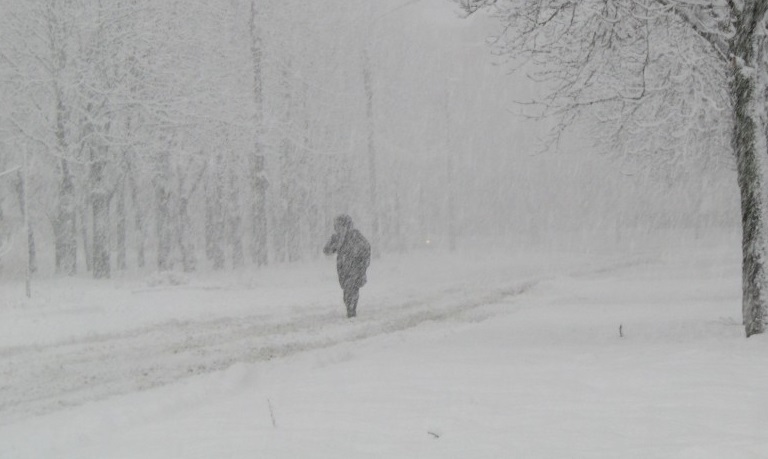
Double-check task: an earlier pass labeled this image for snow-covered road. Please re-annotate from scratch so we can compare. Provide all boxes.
[0,249,622,426]
[2,242,767,458]
[0,277,534,425]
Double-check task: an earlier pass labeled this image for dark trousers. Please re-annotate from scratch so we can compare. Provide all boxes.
[343,287,359,318]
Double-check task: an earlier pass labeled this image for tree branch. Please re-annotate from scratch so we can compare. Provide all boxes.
[653,0,730,63]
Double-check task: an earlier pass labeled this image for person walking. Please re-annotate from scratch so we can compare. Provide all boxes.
[323,214,371,318]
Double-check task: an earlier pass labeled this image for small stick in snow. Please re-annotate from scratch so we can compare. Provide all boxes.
[267,398,277,428]
[427,431,440,439]
[619,324,624,338]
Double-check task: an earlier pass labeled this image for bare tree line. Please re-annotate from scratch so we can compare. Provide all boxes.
[0,0,738,290]
[0,0,389,278]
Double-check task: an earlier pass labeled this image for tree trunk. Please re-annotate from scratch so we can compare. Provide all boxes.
[276,62,294,264]
[177,162,204,273]
[307,156,324,259]
[91,188,110,279]
[445,94,457,252]
[731,7,768,337]
[178,196,196,272]
[394,187,405,252]
[228,167,244,269]
[205,178,214,262]
[16,171,37,275]
[22,151,32,297]
[90,153,110,279]
[322,156,333,249]
[248,0,268,266]
[0,203,5,274]
[205,157,226,270]
[362,49,380,258]
[251,156,268,266]
[26,221,36,278]
[80,204,92,273]
[116,178,127,271]
[128,167,145,268]
[55,160,77,275]
[155,152,173,272]
[54,83,77,276]
[155,184,173,271]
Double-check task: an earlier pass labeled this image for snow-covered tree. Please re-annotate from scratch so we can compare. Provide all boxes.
[459,0,768,337]
[0,0,738,292]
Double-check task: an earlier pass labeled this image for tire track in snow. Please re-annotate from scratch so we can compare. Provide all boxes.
[0,281,537,424]
[0,256,649,425]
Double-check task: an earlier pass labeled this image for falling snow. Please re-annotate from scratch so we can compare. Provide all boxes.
[0,0,766,457]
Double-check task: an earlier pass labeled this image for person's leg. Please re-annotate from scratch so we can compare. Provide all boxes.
[343,287,359,318]
[350,287,359,317]
[343,288,352,317]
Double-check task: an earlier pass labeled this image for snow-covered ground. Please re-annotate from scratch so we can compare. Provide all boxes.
[1,237,766,458]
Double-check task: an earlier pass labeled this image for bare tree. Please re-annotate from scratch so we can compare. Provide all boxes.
[460,0,768,337]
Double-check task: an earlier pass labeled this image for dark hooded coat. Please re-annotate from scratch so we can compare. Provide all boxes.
[323,215,371,291]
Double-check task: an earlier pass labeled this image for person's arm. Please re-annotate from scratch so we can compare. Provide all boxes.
[323,234,340,255]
